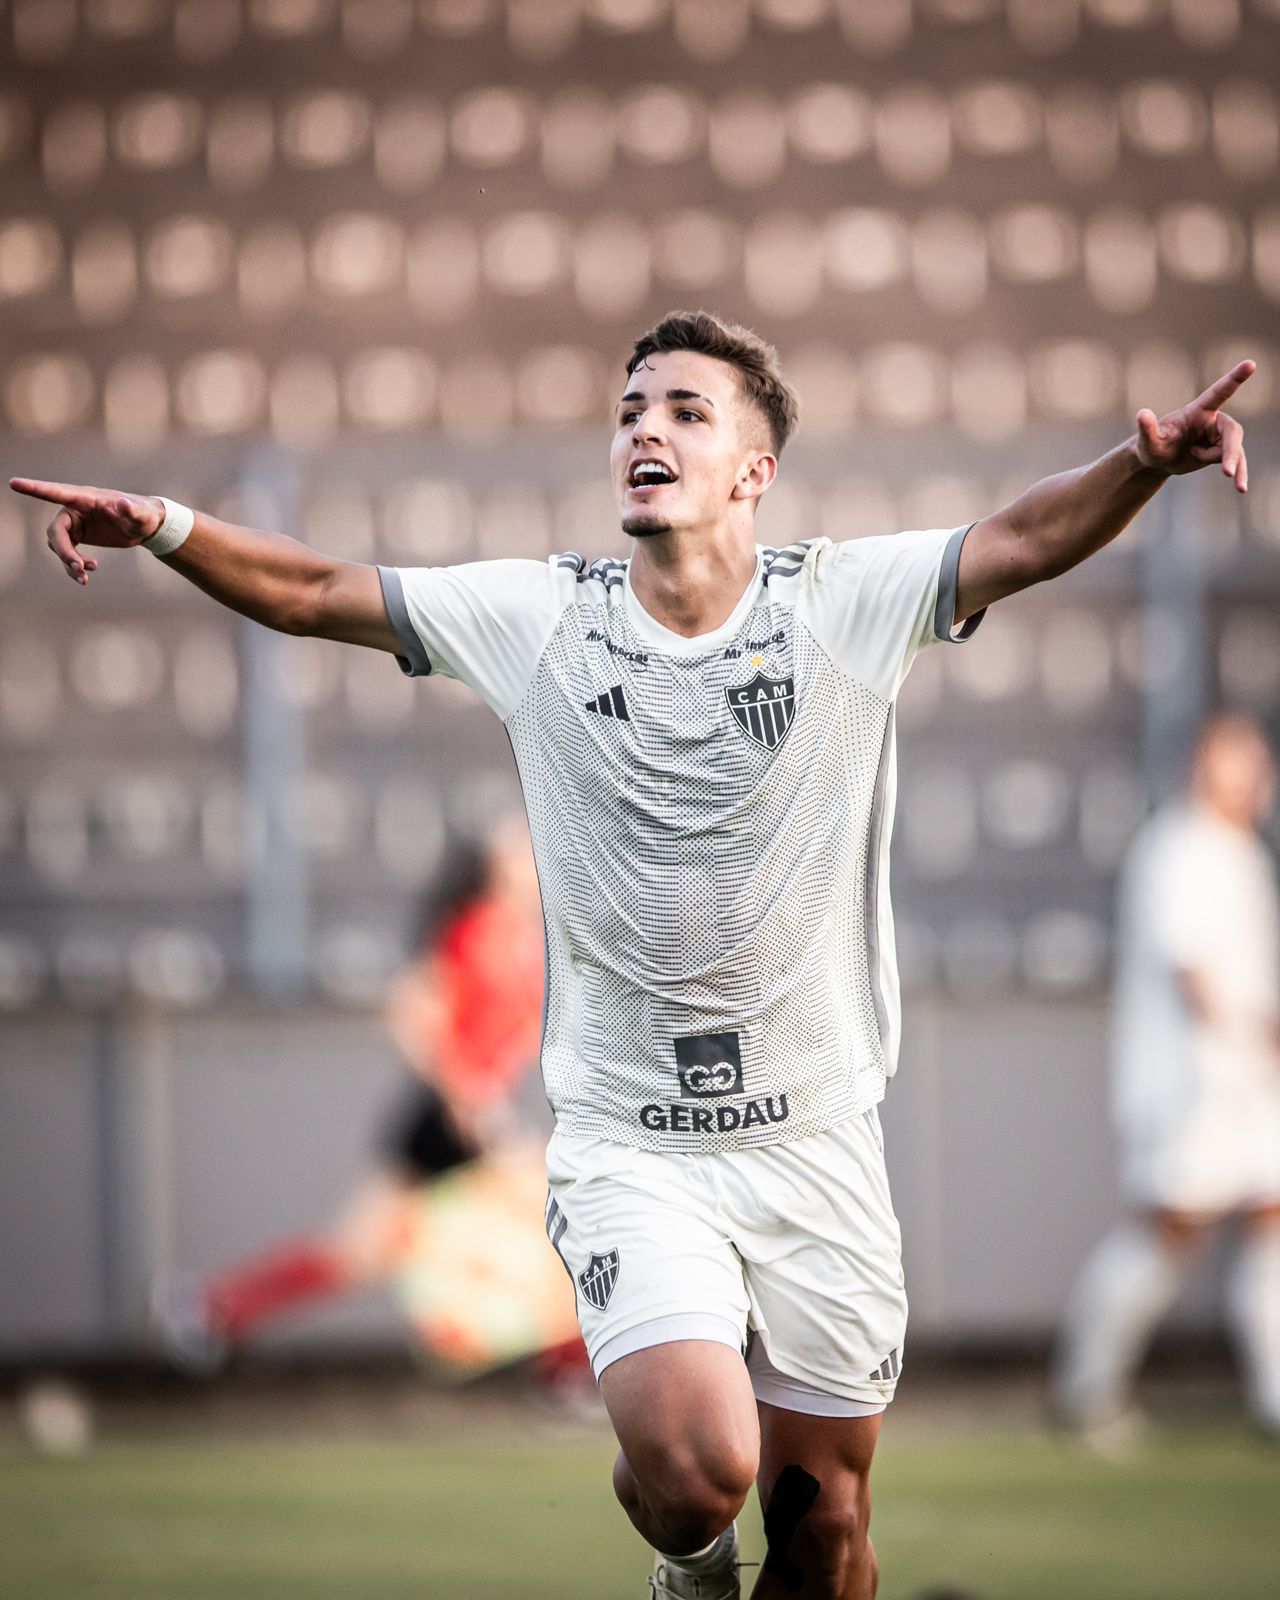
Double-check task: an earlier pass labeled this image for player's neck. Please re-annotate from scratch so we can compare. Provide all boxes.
[1192,793,1257,836]
[627,524,758,639]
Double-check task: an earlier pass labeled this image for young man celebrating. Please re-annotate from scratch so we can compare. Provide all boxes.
[12,312,1254,1598]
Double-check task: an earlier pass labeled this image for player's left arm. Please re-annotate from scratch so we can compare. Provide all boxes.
[953,360,1255,625]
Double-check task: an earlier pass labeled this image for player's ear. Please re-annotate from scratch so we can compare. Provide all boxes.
[731,451,777,504]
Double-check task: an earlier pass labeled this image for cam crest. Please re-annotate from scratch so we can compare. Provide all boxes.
[578,1248,620,1310]
[726,670,796,751]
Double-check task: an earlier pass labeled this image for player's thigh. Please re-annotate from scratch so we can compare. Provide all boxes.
[732,1113,907,1412]
[756,1404,881,1585]
[600,1338,761,1500]
[328,1171,417,1276]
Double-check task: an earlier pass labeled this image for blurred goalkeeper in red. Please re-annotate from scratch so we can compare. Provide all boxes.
[157,813,548,1371]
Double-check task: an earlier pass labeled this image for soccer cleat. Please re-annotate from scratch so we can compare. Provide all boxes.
[649,1524,741,1599]
[150,1278,230,1377]
[1048,1394,1147,1460]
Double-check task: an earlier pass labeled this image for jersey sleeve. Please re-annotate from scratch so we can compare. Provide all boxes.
[377,557,567,720]
[801,524,984,700]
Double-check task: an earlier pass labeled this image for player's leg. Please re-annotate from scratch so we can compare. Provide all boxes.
[326,1169,421,1280]
[721,1112,903,1597]
[545,1130,757,1590]
[751,1406,881,1600]
[157,1081,468,1370]
[1051,1208,1207,1429]
[178,1164,409,1350]
[1226,1203,1280,1433]
[600,1339,760,1558]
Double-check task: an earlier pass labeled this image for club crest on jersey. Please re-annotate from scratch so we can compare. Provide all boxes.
[726,670,795,751]
[578,1249,620,1311]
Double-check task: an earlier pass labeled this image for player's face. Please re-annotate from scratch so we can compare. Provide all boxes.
[1198,723,1275,829]
[609,350,774,538]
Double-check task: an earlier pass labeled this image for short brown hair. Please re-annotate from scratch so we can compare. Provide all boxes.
[626,310,799,455]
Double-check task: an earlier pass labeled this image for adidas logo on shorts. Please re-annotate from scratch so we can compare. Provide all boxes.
[869,1348,901,1382]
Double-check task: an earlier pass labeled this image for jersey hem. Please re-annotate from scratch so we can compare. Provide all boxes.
[547,1075,886,1155]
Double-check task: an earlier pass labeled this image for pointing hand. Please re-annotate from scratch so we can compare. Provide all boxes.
[8,477,165,585]
[1133,360,1255,493]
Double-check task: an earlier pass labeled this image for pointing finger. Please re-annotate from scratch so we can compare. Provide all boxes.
[1193,359,1256,414]
[9,476,109,513]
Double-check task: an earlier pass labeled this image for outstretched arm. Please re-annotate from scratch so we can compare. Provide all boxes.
[8,477,398,653]
[954,360,1255,624]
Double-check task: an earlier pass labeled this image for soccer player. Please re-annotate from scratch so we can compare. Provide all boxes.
[12,312,1254,1599]
[156,818,549,1372]
[1052,714,1280,1445]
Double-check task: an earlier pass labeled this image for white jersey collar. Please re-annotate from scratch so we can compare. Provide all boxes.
[622,549,765,657]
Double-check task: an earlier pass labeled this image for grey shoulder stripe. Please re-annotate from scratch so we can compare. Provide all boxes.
[762,541,813,578]
[377,566,432,678]
[934,523,985,643]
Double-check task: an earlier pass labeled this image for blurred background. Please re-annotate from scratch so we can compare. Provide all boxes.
[1,2,1279,1596]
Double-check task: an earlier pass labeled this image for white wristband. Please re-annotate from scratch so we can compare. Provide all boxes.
[142,497,195,558]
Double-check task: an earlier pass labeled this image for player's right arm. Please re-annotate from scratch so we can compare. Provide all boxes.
[8,477,398,654]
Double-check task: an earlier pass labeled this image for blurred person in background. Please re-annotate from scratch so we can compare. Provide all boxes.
[158,814,549,1372]
[1053,714,1280,1443]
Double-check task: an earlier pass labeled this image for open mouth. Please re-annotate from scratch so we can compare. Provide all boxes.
[627,460,678,490]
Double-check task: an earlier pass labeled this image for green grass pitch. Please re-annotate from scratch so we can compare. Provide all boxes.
[2,1419,1277,1598]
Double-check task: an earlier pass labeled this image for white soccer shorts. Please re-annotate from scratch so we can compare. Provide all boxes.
[1123,1078,1280,1214]
[544,1108,908,1415]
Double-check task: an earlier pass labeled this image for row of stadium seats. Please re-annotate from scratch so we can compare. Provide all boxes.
[0,921,401,1009]
[0,754,1145,874]
[0,901,1118,1013]
[6,0,1269,63]
[4,79,1276,193]
[3,769,445,878]
[5,202,1278,320]
[5,337,1277,442]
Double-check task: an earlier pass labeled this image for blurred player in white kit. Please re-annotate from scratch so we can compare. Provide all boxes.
[1053,714,1280,1439]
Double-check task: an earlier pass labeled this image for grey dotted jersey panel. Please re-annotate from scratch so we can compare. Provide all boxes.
[505,550,894,1154]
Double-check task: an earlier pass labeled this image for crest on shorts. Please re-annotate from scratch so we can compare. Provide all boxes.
[726,670,795,751]
[578,1248,620,1311]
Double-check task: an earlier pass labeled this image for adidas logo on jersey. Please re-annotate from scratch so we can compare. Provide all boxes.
[585,685,629,720]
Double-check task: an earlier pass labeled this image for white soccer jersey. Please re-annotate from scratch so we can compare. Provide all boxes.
[380,527,981,1153]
